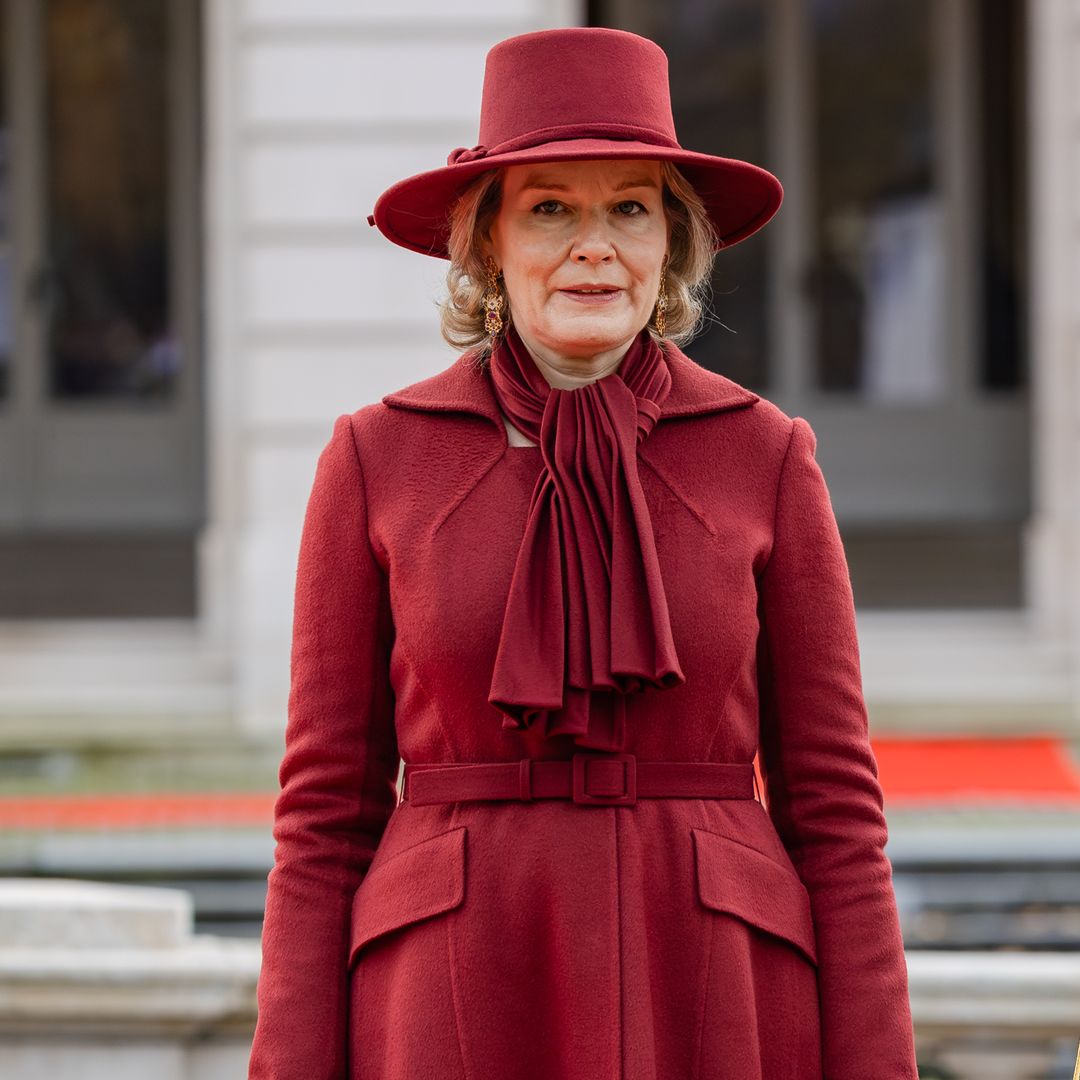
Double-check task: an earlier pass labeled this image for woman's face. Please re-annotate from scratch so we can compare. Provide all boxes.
[484,158,669,374]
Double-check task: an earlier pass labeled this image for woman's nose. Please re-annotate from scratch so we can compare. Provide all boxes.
[570,212,616,262]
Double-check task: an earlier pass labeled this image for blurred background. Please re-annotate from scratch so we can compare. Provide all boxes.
[0,0,1078,1077]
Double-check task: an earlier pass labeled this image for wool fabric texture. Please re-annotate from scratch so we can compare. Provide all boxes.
[486,324,684,751]
[247,343,920,1079]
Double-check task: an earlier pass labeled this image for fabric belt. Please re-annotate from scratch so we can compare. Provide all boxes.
[401,753,758,807]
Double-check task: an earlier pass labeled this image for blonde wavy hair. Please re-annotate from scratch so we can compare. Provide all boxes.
[438,160,720,358]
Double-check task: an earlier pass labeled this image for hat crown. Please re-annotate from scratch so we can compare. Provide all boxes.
[371,26,783,259]
[475,28,678,153]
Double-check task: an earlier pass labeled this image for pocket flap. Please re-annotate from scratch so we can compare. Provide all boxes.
[692,826,817,966]
[349,825,467,967]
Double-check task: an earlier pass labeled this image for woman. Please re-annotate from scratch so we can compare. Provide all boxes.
[248,26,918,1080]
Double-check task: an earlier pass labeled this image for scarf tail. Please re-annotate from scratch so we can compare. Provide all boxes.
[486,326,685,751]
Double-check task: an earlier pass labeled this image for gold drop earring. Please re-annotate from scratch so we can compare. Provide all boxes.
[653,254,669,337]
[483,256,506,338]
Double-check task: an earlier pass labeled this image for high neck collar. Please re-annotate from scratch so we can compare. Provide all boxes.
[383,336,760,436]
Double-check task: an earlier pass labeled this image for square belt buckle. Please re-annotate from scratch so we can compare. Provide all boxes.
[571,752,637,806]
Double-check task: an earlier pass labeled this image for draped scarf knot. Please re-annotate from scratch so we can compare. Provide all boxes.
[486,324,685,751]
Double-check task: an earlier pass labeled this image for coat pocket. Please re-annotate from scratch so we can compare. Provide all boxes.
[691,826,818,967]
[348,824,467,968]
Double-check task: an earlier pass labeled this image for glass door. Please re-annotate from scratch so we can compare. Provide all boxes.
[0,0,203,617]
[595,0,1029,608]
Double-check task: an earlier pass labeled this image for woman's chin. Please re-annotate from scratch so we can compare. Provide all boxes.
[538,316,642,356]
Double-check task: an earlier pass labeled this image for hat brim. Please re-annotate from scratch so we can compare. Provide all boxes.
[369,138,783,259]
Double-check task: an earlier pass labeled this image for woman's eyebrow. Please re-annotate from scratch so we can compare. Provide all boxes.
[518,176,660,194]
[519,181,571,193]
[612,177,660,191]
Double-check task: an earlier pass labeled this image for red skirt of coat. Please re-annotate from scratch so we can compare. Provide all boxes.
[247,342,919,1080]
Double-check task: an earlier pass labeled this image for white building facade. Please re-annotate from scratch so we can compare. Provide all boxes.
[2,2,1080,1076]
[0,1,1077,768]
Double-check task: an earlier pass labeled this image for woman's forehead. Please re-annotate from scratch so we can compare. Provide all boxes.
[502,159,663,193]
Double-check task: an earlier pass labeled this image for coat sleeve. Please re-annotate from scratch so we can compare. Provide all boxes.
[755,416,918,1079]
[248,412,399,1080]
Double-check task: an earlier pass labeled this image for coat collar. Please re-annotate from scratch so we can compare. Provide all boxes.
[381,340,759,428]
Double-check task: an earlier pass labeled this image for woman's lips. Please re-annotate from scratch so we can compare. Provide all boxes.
[559,288,623,305]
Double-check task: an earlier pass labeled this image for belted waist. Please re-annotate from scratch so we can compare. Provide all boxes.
[401,753,758,807]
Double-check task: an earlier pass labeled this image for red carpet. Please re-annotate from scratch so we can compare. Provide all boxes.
[0,791,276,830]
[871,735,1080,805]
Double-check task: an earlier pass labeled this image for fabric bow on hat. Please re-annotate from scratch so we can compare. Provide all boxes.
[486,324,685,752]
[448,144,490,164]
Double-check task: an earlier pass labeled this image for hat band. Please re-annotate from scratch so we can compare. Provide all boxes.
[447,122,681,166]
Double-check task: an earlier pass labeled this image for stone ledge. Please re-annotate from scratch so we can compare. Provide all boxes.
[0,936,260,1036]
[0,879,260,1037]
[907,950,1080,1032]
[0,879,192,950]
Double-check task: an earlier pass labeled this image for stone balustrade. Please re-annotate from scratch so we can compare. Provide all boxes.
[0,878,1077,1079]
[0,878,259,1079]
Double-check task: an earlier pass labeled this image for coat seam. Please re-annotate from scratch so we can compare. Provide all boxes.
[336,410,393,1079]
[756,416,806,875]
[613,807,624,1080]
[702,659,745,761]
[353,409,453,753]
[691,909,715,1080]
[336,411,384,869]
[758,415,799,581]
[352,954,365,1080]
[425,433,508,540]
[638,450,718,538]
[393,635,459,758]
[691,821,714,1080]
[342,410,401,819]
[345,412,392,573]
[446,803,471,1080]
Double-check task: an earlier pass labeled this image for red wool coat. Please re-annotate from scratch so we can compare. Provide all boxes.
[247,340,918,1080]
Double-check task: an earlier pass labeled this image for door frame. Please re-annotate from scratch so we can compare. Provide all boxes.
[0,0,204,531]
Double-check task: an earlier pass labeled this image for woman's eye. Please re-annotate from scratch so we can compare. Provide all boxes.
[616,201,646,215]
[532,200,562,215]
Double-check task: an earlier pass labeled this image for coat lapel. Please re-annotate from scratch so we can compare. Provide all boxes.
[381,341,759,428]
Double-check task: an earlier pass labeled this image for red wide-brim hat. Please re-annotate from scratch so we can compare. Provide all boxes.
[367,27,783,260]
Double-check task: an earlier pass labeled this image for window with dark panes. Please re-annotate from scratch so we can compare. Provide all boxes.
[591,0,1028,610]
[0,0,202,618]
[45,0,176,399]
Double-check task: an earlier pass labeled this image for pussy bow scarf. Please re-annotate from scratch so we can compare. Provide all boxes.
[487,323,686,751]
